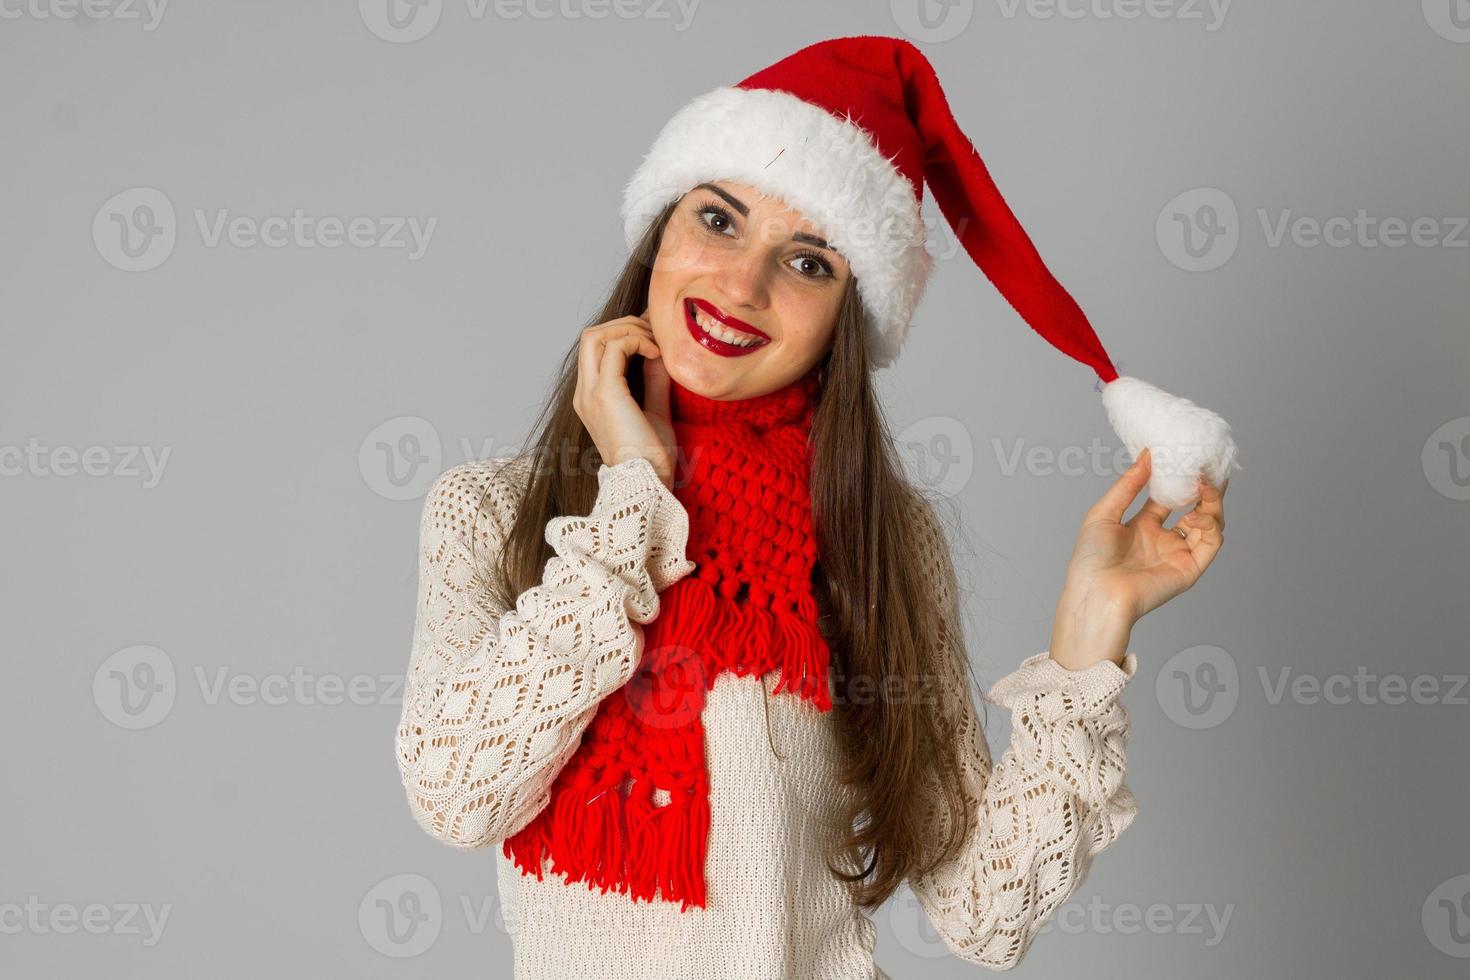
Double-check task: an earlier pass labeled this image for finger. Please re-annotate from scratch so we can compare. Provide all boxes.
[617,319,656,346]
[584,321,655,375]
[576,329,600,406]
[643,350,671,415]
[593,316,654,337]
[608,320,655,339]
[1173,512,1224,574]
[1172,509,1215,535]
[1086,448,1152,525]
[1194,476,1226,531]
[595,334,639,386]
[1132,495,1173,527]
[596,333,657,388]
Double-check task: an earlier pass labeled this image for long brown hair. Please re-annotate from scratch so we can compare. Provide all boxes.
[479,199,982,909]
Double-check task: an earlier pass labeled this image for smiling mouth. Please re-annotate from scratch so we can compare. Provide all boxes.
[684,298,770,351]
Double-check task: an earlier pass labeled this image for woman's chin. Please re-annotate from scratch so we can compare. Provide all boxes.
[666,349,746,398]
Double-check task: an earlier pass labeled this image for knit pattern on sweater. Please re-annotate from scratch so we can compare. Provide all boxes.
[395,411,1140,974]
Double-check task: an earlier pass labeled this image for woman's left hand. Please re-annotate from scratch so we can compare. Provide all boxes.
[1049,447,1228,670]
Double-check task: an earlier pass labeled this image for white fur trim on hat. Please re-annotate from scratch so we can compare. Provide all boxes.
[1101,375,1241,509]
[620,86,933,369]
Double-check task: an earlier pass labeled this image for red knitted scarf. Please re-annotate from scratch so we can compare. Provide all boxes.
[502,367,832,912]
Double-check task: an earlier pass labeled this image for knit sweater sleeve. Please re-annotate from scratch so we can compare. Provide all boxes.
[395,454,696,850]
[903,494,1140,970]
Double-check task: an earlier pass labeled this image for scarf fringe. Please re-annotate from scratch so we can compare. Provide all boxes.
[685,576,833,711]
[502,772,713,911]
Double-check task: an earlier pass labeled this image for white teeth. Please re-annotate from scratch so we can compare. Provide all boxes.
[692,306,761,347]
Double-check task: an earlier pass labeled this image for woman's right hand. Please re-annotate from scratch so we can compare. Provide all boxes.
[573,310,678,489]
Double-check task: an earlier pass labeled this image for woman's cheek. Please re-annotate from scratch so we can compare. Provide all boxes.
[655,226,711,278]
[783,296,839,353]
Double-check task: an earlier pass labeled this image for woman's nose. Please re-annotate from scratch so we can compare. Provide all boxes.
[710,246,769,311]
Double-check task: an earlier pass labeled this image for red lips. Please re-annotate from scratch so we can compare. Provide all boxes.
[683,298,770,358]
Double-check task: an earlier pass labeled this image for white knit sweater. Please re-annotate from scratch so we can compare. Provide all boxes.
[395,454,1139,978]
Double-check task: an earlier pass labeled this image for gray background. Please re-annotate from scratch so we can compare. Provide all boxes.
[4,1,1468,977]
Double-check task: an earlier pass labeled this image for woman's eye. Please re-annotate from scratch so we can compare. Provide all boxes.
[698,206,735,236]
[788,254,834,279]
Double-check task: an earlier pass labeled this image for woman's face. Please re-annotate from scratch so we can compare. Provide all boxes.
[646,180,852,400]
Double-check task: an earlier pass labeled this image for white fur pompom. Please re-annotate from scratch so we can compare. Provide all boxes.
[1100,375,1240,510]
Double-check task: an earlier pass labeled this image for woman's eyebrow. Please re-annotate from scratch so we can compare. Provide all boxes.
[695,183,748,216]
[694,182,837,253]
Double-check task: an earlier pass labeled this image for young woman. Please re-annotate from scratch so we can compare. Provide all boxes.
[395,36,1232,979]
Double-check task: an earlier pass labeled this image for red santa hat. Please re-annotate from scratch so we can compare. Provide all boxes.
[621,34,1239,508]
